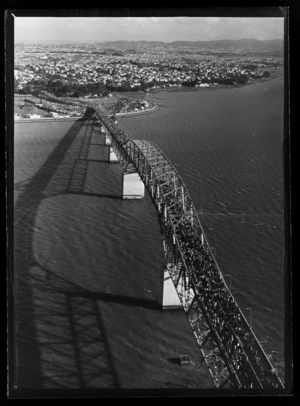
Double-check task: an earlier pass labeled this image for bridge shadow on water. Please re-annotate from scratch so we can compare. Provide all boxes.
[12,108,215,398]
[12,108,139,396]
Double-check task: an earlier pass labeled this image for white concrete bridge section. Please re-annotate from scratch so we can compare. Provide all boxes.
[162,269,182,310]
[96,127,117,163]
[101,130,144,199]
[104,132,119,162]
[122,173,145,200]
[104,134,111,146]
[109,147,119,163]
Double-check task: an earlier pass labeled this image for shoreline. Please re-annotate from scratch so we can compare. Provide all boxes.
[146,76,281,94]
[115,103,159,118]
[14,71,282,121]
[14,117,82,123]
[13,106,160,122]
[114,74,281,118]
[118,68,283,96]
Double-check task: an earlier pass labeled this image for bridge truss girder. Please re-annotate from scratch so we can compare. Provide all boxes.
[91,107,283,391]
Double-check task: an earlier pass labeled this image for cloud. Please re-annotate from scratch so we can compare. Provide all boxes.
[14,16,284,42]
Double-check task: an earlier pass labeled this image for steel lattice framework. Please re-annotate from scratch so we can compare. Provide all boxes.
[85,102,283,390]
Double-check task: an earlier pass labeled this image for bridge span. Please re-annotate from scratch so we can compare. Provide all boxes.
[87,103,284,391]
[46,95,283,390]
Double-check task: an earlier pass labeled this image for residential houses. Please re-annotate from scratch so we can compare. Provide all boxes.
[15,43,283,94]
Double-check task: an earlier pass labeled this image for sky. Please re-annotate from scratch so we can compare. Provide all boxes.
[14,17,284,43]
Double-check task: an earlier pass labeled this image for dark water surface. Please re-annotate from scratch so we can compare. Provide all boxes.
[13,76,286,391]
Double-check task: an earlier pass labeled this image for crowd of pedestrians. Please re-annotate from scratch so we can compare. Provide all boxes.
[159,183,281,389]
[95,111,129,145]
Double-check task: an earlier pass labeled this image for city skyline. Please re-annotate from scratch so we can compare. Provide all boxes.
[14,17,284,43]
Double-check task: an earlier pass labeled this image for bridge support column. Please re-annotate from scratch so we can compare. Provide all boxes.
[105,134,119,162]
[122,173,145,199]
[162,268,182,310]
[109,146,119,163]
[100,131,117,161]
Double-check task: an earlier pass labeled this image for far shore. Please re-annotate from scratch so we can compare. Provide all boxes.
[14,117,82,123]
[14,69,283,122]
[115,104,159,118]
[116,67,283,97]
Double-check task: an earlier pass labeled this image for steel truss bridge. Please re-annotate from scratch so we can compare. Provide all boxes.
[70,98,283,390]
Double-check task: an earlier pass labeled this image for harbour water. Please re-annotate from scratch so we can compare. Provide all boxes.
[13,75,286,391]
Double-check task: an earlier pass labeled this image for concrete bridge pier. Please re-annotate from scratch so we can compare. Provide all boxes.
[103,134,119,163]
[109,147,119,163]
[98,126,144,198]
[105,133,111,145]
[122,173,145,199]
[162,267,182,310]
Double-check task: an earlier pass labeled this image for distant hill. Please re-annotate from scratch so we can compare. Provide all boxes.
[170,39,283,53]
[16,38,284,55]
[101,39,283,54]
[101,40,165,48]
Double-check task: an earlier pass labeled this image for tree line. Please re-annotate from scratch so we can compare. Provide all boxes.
[15,68,271,97]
